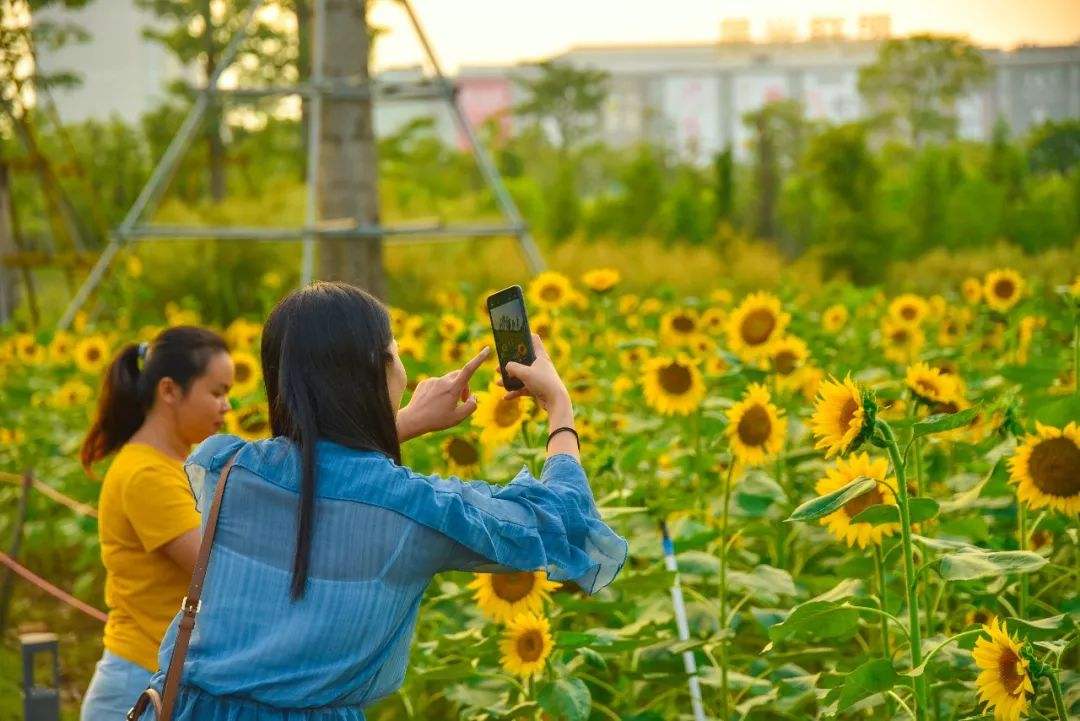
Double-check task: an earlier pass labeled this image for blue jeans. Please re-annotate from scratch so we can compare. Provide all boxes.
[80,650,153,721]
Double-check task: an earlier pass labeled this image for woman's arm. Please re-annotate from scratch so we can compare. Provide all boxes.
[161,528,200,575]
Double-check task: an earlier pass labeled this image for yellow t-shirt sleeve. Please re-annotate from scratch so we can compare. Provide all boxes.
[122,464,201,552]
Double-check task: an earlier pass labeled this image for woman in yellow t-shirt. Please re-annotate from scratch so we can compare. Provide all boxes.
[78,326,234,721]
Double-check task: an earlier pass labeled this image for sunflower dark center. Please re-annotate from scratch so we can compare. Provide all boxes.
[491,572,535,602]
[494,397,522,427]
[839,397,860,434]
[671,315,695,333]
[658,363,692,394]
[901,305,917,320]
[930,400,960,415]
[774,351,797,375]
[1028,437,1080,498]
[993,279,1016,299]
[915,379,940,397]
[540,285,563,302]
[516,629,544,662]
[87,347,101,361]
[891,328,909,344]
[737,404,772,447]
[997,648,1025,695]
[741,309,776,345]
[843,486,884,519]
[447,437,479,466]
[235,363,252,383]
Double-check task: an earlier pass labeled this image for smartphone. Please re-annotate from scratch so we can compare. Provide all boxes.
[486,285,536,392]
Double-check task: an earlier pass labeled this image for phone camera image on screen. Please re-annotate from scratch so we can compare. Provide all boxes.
[491,297,530,366]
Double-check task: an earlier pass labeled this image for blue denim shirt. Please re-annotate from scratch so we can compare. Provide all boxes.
[141,434,627,720]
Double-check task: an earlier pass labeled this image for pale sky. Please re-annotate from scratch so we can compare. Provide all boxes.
[368,0,1080,72]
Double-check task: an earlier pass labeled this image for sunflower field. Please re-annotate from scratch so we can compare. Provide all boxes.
[1,266,1079,721]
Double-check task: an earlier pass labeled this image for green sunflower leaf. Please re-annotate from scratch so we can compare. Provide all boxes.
[850,497,939,525]
[537,677,591,721]
[786,476,878,522]
[912,407,980,438]
[834,658,897,713]
[935,550,1048,581]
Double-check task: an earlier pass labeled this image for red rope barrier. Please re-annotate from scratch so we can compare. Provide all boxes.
[0,550,107,623]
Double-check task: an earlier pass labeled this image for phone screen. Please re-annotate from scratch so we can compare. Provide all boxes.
[490,295,531,366]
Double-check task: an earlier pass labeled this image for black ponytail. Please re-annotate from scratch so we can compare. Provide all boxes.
[81,326,228,472]
[262,282,402,601]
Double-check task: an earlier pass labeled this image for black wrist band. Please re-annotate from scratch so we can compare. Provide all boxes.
[546,426,580,451]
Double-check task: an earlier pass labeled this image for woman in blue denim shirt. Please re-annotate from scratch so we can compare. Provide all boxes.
[136,281,628,720]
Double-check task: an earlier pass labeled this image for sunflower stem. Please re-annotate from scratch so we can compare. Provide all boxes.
[879,419,929,721]
[1018,502,1029,619]
[1047,668,1069,721]
[875,544,891,660]
[718,460,735,721]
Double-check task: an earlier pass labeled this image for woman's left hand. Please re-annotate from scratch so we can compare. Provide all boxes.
[396,346,490,442]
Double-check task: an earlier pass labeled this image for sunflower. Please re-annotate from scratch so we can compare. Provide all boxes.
[810,376,875,459]
[224,318,261,350]
[226,402,271,441]
[473,381,531,447]
[165,302,201,327]
[469,571,560,623]
[439,340,467,366]
[973,619,1034,721]
[499,611,554,679]
[792,365,824,402]
[74,336,110,375]
[639,298,664,316]
[660,308,700,345]
[815,453,899,548]
[726,383,786,465]
[230,351,262,397]
[529,313,558,341]
[0,428,26,445]
[983,269,1024,313]
[51,380,93,409]
[442,435,481,476]
[619,346,649,370]
[937,310,970,347]
[47,332,75,364]
[527,271,574,311]
[726,292,790,361]
[125,253,143,278]
[612,375,635,396]
[704,355,729,377]
[641,354,706,416]
[13,334,45,365]
[821,304,848,333]
[437,314,465,341]
[880,317,925,365]
[964,608,996,628]
[962,277,983,305]
[581,267,620,293]
[1008,422,1080,514]
[699,307,727,335]
[710,288,733,305]
[768,335,809,378]
[688,333,717,357]
[888,294,929,327]
[396,333,427,362]
[905,362,959,405]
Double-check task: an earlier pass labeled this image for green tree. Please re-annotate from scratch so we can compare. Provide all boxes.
[713,147,734,226]
[802,122,886,282]
[858,34,990,147]
[513,61,609,153]
[743,99,805,250]
[1027,119,1080,175]
[135,0,286,202]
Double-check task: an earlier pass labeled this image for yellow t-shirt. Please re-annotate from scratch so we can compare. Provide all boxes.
[98,442,201,671]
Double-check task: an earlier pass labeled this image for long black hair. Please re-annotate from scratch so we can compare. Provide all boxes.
[261,281,402,600]
[81,326,229,472]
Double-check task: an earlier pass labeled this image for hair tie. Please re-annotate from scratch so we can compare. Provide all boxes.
[136,341,150,370]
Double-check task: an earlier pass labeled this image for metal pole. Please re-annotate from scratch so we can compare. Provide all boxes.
[397,0,545,275]
[57,0,265,330]
[300,0,325,286]
[660,521,707,721]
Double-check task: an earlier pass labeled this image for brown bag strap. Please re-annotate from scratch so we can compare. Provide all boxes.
[156,453,240,721]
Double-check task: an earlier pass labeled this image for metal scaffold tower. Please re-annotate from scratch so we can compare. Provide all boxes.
[57,0,544,330]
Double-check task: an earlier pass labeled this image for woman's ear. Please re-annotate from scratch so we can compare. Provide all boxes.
[157,376,182,406]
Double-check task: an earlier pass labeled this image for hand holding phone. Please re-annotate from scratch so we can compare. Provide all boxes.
[486,285,537,392]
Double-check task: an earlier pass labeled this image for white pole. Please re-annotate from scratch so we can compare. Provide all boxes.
[661,522,707,721]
